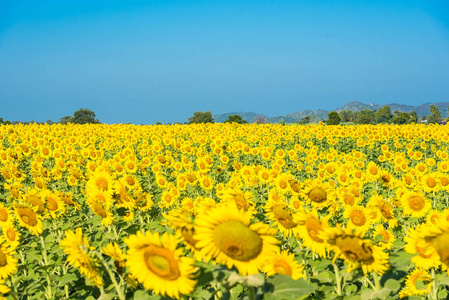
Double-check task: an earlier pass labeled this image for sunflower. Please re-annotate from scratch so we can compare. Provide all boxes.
[265,200,299,237]
[221,188,255,214]
[263,250,305,280]
[102,242,126,273]
[372,224,395,250]
[321,226,389,275]
[86,188,114,226]
[295,209,329,258]
[400,191,431,218]
[414,219,449,272]
[194,205,279,276]
[343,206,372,232]
[0,237,18,279]
[57,191,81,210]
[403,225,440,270]
[86,168,114,192]
[420,173,440,193]
[14,204,43,236]
[60,228,103,286]
[42,189,65,219]
[125,231,197,299]
[303,179,336,209]
[398,268,432,298]
[0,204,12,226]
[2,224,20,250]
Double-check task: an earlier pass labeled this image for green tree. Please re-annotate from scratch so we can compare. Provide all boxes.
[392,112,412,125]
[72,108,100,124]
[0,118,11,125]
[326,111,341,125]
[354,109,375,124]
[299,115,311,125]
[59,115,73,124]
[224,115,248,124]
[375,106,393,124]
[339,110,354,122]
[410,111,418,123]
[427,105,442,124]
[188,111,214,124]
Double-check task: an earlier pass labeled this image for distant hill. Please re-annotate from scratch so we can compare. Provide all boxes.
[214,101,449,123]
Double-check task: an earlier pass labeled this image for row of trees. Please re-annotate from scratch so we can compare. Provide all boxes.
[325,105,446,125]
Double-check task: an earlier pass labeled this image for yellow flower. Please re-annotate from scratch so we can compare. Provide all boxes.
[0,237,18,279]
[322,226,389,275]
[125,231,197,299]
[195,205,279,276]
[263,250,305,280]
[60,228,103,286]
[14,204,43,236]
[400,191,431,218]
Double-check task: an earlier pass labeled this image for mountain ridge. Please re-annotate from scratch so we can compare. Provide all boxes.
[213,101,449,123]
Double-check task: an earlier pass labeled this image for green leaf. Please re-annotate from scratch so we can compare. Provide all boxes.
[58,273,78,286]
[132,290,159,300]
[265,275,316,300]
[246,273,265,287]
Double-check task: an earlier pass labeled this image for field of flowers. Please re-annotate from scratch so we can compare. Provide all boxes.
[0,122,449,299]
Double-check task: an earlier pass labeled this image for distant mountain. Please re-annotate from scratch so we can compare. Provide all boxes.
[213,101,449,123]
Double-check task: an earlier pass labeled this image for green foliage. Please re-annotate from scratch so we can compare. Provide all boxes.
[392,112,413,124]
[0,117,11,125]
[326,111,341,125]
[427,105,442,124]
[339,110,354,122]
[188,111,214,124]
[224,115,248,124]
[60,108,100,124]
[375,106,393,124]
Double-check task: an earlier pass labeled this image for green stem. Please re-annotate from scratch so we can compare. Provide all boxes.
[97,253,125,300]
[432,268,438,300]
[40,235,53,298]
[373,272,381,291]
[333,263,342,296]
[248,286,256,300]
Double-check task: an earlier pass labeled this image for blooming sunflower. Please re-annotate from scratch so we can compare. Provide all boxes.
[221,188,255,214]
[321,226,389,275]
[125,231,197,299]
[263,250,305,280]
[398,268,432,298]
[404,225,440,270]
[400,191,431,218]
[0,237,18,279]
[295,209,329,258]
[86,168,114,192]
[414,219,449,272]
[372,224,395,250]
[265,199,299,238]
[343,205,372,232]
[60,228,103,286]
[303,179,336,209]
[102,242,126,273]
[0,204,13,226]
[194,205,279,276]
[14,204,43,236]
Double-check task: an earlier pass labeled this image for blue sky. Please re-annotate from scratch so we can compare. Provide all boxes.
[1,0,449,124]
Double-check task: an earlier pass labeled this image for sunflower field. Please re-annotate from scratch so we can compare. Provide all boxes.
[0,123,449,300]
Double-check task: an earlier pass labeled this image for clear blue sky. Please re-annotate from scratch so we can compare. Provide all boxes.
[1,0,449,124]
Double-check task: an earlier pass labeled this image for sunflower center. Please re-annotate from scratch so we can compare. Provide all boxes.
[0,209,8,222]
[273,260,293,276]
[289,180,301,193]
[279,180,288,190]
[18,208,38,226]
[369,167,378,175]
[96,178,109,190]
[213,220,263,261]
[335,236,374,264]
[143,245,180,281]
[305,218,324,243]
[441,177,449,186]
[426,178,437,188]
[408,196,425,211]
[431,232,449,266]
[6,228,16,241]
[308,188,327,203]
[272,206,297,229]
[349,211,366,226]
[47,198,58,211]
[0,248,7,267]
